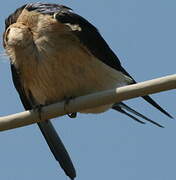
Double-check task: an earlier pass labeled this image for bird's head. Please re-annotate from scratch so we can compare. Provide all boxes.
[4,23,33,48]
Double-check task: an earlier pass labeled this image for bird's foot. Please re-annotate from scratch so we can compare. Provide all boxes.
[33,104,44,120]
[64,97,77,118]
[68,112,77,118]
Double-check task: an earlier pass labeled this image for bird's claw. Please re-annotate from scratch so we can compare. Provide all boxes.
[64,97,77,118]
[33,104,44,120]
[68,112,77,118]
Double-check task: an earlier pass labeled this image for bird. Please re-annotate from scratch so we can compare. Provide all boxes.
[3,2,173,180]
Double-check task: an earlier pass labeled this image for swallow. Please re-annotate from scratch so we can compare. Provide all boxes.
[3,3,173,180]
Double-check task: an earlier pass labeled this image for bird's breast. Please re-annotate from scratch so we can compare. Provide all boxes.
[21,37,130,113]
[9,11,131,113]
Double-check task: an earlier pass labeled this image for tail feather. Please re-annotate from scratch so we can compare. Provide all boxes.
[121,67,173,119]
[142,95,173,119]
[112,102,164,127]
[37,121,76,180]
[112,105,145,124]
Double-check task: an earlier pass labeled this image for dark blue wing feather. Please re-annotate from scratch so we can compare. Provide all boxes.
[54,7,173,119]
[26,3,72,15]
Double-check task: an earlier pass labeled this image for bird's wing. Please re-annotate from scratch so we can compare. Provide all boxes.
[47,4,172,119]
[5,5,76,179]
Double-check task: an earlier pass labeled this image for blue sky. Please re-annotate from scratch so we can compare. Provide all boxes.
[0,1,175,180]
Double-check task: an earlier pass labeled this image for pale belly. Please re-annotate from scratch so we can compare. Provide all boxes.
[22,40,131,114]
